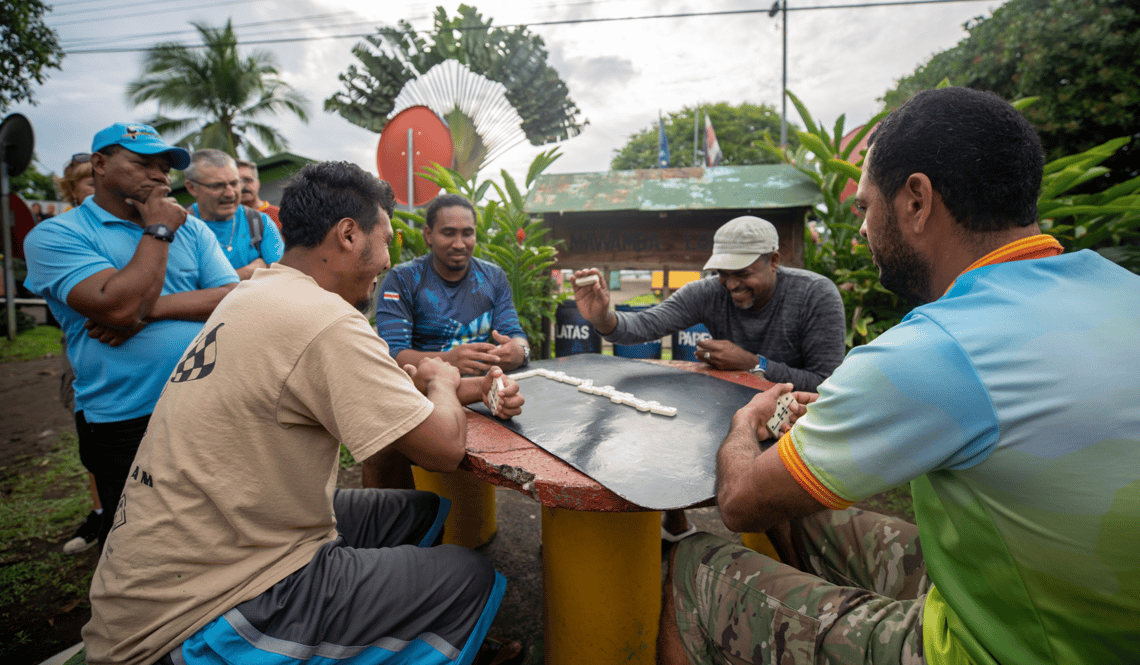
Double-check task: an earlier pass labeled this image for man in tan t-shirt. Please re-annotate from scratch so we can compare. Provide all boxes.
[83,162,524,665]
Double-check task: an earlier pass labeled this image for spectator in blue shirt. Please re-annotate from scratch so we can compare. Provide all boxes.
[186,149,284,279]
[23,122,239,547]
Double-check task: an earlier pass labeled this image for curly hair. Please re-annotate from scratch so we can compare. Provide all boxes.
[58,157,94,206]
[867,87,1044,232]
[279,162,393,249]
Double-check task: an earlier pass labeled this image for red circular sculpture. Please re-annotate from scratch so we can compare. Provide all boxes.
[376,106,455,207]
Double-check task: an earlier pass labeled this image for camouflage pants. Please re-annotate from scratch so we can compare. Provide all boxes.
[672,508,929,665]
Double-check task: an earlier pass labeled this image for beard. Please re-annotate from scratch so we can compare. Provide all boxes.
[354,238,377,313]
[874,207,933,305]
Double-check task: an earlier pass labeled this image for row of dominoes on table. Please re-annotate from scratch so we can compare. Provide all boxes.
[506,368,679,416]
[487,367,796,433]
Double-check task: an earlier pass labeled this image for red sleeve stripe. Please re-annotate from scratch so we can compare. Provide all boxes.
[778,432,853,510]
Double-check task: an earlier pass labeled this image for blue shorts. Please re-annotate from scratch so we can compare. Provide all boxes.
[161,489,506,665]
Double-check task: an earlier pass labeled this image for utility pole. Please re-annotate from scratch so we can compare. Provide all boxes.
[769,1,788,147]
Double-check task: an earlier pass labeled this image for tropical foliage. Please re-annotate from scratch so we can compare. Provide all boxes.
[387,149,566,347]
[611,102,792,170]
[763,90,1140,348]
[11,163,57,200]
[325,4,586,147]
[1037,137,1140,273]
[882,0,1140,185]
[758,91,903,348]
[0,0,63,111]
[126,20,310,159]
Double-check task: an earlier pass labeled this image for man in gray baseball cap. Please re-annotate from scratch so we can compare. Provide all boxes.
[574,215,845,390]
[573,214,846,537]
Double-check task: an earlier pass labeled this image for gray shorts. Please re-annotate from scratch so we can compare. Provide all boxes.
[163,488,506,665]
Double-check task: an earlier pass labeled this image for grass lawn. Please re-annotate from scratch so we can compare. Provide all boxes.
[0,431,95,663]
[1,326,63,363]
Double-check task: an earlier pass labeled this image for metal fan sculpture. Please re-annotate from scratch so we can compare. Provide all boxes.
[390,60,527,180]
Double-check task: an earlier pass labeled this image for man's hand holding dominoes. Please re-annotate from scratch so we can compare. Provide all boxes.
[733,383,818,442]
[482,367,524,419]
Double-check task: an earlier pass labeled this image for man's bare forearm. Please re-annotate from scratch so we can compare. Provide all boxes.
[235,259,267,281]
[69,240,173,328]
[395,348,443,368]
[146,283,237,322]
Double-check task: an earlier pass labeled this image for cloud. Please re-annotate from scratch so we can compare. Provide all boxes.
[12,0,999,184]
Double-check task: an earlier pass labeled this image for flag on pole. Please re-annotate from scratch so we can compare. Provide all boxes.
[657,114,670,168]
[704,111,724,167]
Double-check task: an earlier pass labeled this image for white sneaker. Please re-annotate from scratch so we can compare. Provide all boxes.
[63,510,100,554]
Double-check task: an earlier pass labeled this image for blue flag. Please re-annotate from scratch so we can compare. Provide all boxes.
[657,115,670,168]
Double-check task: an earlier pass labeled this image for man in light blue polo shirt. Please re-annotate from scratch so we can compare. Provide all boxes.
[23,122,239,547]
[186,149,284,279]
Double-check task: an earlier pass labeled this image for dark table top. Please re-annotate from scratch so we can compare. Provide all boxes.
[463,357,774,512]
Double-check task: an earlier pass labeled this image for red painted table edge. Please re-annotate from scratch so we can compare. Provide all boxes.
[461,359,775,512]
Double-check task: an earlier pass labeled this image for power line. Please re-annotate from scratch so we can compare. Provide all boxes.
[58,12,359,48]
[61,0,994,54]
[52,0,212,18]
[49,0,272,27]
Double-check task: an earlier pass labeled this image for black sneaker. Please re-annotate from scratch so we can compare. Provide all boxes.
[63,511,101,554]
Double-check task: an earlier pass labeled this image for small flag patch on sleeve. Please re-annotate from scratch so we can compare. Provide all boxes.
[383,292,400,301]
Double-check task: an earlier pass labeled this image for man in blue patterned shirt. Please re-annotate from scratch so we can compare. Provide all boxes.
[376,194,530,375]
[371,194,529,488]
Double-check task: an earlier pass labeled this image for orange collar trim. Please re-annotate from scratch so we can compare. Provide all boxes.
[945,235,1063,295]
[257,200,270,212]
[963,234,1063,274]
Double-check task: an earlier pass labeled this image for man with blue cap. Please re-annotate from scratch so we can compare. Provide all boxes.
[24,122,239,547]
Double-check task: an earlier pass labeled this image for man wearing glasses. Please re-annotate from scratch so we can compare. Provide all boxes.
[186,149,284,280]
[23,122,239,548]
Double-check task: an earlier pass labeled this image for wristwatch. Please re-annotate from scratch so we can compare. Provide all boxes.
[750,355,768,377]
[521,344,531,366]
[142,224,176,243]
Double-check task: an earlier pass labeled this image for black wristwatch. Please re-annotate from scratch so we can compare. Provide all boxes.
[143,224,176,243]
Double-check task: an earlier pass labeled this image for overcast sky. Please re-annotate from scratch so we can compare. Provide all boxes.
[11,0,1007,185]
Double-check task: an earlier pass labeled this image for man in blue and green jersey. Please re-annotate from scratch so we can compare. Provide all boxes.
[659,87,1140,665]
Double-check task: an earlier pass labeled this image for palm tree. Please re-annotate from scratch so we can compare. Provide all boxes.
[126,20,310,160]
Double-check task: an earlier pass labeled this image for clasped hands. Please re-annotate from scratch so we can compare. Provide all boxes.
[443,330,526,375]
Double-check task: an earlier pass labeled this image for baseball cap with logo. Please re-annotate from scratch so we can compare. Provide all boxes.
[702,215,780,271]
[90,123,191,170]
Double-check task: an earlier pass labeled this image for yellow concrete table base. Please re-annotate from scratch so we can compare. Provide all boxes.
[541,507,661,665]
[412,467,496,548]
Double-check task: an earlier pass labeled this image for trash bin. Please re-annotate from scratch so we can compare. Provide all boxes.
[555,300,601,356]
[670,322,712,361]
[608,270,622,291]
[612,304,662,359]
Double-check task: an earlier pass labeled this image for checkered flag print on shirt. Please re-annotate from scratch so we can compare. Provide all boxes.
[170,323,224,383]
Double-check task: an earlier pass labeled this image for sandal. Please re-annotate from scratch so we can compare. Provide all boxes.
[473,637,525,665]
